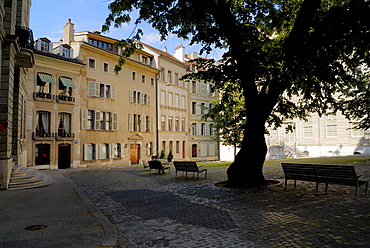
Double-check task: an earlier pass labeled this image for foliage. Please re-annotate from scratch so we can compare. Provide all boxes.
[104,0,370,186]
[159,149,166,159]
[167,149,173,161]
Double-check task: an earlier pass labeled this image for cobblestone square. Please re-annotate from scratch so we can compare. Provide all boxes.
[69,164,370,248]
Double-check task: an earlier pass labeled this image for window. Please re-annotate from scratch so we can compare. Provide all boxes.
[192,81,197,94]
[161,116,166,131]
[169,141,173,152]
[161,68,166,81]
[88,58,96,69]
[191,123,197,135]
[351,124,365,137]
[58,113,71,137]
[86,144,96,160]
[176,141,180,153]
[132,71,136,80]
[168,70,172,83]
[150,78,154,86]
[62,47,70,58]
[201,123,206,135]
[87,110,94,129]
[160,91,166,105]
[303,117,313,138]
[114,143,121,158]
[90,82,115,99]
[209,124,214,136]
[105,85,111,99]
[326,114,337,137]
[102,143,109,159]
[40,41,50,52]
[181,118,186,132]
[192,102,197,114]
[37,73,55,94]
[192,144,197,157]
[59,77,75,96]
[175,73,179,85]
[181,96,186,108]
[36,111,51,136]
[175,94,179,108]
[132,114,142,131]
[147,142,153,156]
[162,141,166,151]
[168,117,173,131]
[175,118,179,131]
[201,103,206,115]
[103,62,109,73]
[168,93,173,106]
[141,75,146,84]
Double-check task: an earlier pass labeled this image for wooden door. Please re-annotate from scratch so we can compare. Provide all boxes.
[130,144,140,164]
[58,144,71,169]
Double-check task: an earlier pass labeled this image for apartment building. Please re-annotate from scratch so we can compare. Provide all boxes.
[26,38,85,169]
[0,0,34,189]
[182,52,218,161]
[142,44,189,160]
[61,20,158,166]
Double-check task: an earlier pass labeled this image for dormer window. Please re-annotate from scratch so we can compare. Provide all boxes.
[35,38,51,52]
[53,44,73,58]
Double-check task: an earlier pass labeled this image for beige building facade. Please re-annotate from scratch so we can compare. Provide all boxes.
[26,40,85,169]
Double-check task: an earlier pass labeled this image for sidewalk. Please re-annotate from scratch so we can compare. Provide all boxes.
[0,170,117,248]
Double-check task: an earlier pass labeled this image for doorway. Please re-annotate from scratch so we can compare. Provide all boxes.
[35,144,50,165]
[192,144,197,158]
[58,144,71,169]
[130,144,140,164]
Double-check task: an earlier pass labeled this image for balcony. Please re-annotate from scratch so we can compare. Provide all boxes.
[15,27,35,68]
[56,131,75,141]
[33,92,55,102]
[56,94,75,104]
[32,132,55,141]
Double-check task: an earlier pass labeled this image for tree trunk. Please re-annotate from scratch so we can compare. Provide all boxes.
[227,117,268,187]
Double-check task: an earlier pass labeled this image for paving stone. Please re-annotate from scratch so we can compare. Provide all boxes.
[68,164,370,248]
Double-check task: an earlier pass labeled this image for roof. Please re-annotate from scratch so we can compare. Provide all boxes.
[34,50,85,65]
[141,42,188,68]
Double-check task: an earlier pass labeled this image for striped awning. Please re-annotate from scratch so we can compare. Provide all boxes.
[59,77,76,88]
[37,73,55,84]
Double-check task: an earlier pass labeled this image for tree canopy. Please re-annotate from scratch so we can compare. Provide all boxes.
[104,0,370,187]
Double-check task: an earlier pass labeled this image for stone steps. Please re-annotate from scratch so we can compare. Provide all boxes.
[8,164,52,190]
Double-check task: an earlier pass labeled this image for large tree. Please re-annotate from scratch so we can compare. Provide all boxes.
[103,0,370,187]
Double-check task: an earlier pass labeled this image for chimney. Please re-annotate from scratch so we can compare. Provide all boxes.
[173,44,185,62]
[63,18,75,45]
[163,46,168,53]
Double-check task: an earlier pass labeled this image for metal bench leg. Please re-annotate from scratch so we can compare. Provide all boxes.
[325,183,328,194]
[365,182,369,199]
[284,180,287,190]
[294,180,297,189]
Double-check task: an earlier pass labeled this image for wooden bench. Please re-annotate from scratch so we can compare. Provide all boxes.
[142,160,149,170]
[282,163,369,199]
[206,156,216,161]
[148,160,170,174]
[173,161,207,179]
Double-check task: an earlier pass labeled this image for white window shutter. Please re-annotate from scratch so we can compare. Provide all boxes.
[96,143,102,159]
[140,92,144,104]
[80,109,88,130]
[150,116,154,132]
[147,95,150,106]
[205,123,210,136]
[109,143,113,158]
[112,112,118,131]
[95,111,100,130]
[139,54,143,63]
[201,143,207,156]
[111,85,116,100]
[139,115,144,131]
[129,90,133,103]
[69,48,74,58]
[197,103,201,115]
[88,81,96,96]
[209,144,215,156]
[83,143,88,160]
[120,143,125,157]
[128,113,133,131]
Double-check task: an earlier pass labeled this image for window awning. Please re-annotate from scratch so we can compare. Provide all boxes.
[59,77,76,88]
[37,73,55,84]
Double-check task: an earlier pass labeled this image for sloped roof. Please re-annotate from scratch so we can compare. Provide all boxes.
[141,42,188,67]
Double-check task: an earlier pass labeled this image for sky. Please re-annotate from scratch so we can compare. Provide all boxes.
[30,0,225,59]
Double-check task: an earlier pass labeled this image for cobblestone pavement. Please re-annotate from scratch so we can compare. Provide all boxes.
[68,164,370,248]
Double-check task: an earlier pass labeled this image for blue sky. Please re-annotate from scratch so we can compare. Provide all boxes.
[30,0,225,59]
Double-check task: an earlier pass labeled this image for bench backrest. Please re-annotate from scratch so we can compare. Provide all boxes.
[148,160,162,170]
[184,162,199,172]
[282,163,359,185]
[282,163,316,182]
[314,164,358,185]
[173,161,186,171]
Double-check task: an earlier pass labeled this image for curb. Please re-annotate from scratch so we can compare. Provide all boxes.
[63,173,118,248]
